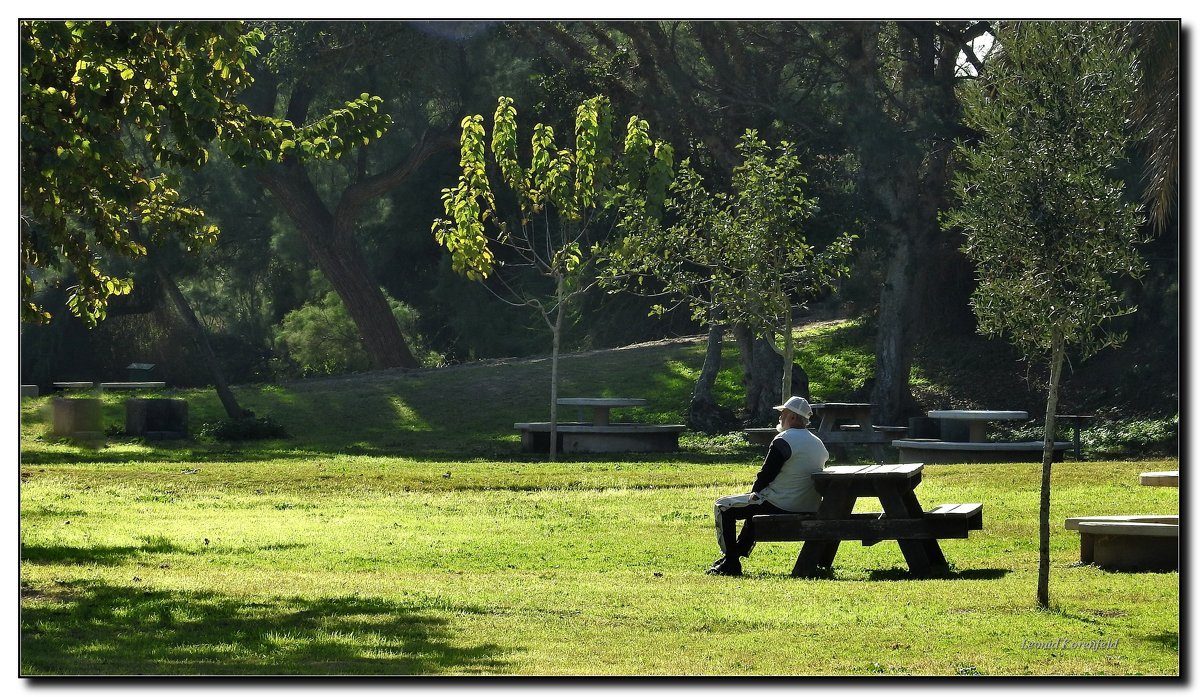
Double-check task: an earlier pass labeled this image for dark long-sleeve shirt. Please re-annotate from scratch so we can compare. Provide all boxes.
[751,439,792,493]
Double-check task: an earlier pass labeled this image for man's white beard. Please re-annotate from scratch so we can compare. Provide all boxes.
[777,422,787,433]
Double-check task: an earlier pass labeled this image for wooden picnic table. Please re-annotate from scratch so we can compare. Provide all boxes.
[927,409,1028,443]
[556,397,646,427]
[753,463,983,577]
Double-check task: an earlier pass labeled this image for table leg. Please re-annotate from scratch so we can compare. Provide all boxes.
[793,491,855,577]
[875,483,936,577]
[968,421,987,442]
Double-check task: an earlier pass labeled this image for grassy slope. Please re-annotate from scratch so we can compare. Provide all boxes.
[19,321,1180,675]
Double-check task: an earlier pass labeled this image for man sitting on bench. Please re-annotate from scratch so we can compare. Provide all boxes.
[708,396,830,576]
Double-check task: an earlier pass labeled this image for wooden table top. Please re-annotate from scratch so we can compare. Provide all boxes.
[815,463,924,480]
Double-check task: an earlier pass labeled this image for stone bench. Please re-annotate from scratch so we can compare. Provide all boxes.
[52,398,103,439]
[53,381,94,391]
[125,398,189,439]
[1064,516,1178,572]
[893,439,1070,464]
[515,422,685,454]
[1140,471,1179,487]
[99,381,166,391]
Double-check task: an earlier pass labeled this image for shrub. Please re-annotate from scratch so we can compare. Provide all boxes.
[197,415,289,441]
[273,289,442,377]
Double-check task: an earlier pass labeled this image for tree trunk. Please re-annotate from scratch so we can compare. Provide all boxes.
[870,231,920,424]
[687,322,736,434]
[1038,331,1066,610]
[255,116,455,371]
[736,325,785,426]
[257,167,419,370]
[841,21,964,426]
[548,276,566,461]
[153,261,250,421]
[781,310,795,405]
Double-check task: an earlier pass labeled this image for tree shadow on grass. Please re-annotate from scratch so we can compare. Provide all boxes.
[21,536,307,567]
[20,580,515,675]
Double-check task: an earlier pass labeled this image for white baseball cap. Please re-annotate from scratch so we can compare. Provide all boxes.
[773,396,813,419]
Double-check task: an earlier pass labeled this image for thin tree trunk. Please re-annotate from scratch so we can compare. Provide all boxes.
[1038,330,1066,610]
[687,320,735,434]
[153,261,250,421]
[694,321,724,406]
[781,294,795,403]
[548,276,566,462]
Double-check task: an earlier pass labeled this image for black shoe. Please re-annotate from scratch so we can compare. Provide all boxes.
[708,556,727,572]
[706,560,742,576]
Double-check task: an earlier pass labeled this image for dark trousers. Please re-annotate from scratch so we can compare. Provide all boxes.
[718,499,800,558]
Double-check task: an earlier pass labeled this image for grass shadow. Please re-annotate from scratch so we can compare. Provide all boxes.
[866,566,1012,582]
[20,580,515,675]
[21,537,307,567]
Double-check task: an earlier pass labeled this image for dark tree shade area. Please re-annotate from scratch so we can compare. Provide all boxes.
[20,20,1178,427]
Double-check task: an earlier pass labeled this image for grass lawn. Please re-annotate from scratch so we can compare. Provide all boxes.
[20,454,1178,675]
[19,322,1179,675]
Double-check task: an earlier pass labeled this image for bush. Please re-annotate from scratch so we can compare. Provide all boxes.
[273,289,442,377]
[197,415,290,441]
[996,415,1178,459]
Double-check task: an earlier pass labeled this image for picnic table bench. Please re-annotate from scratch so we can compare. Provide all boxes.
[1140,470,1179,487]
[1063,469,1179,571]
[515,397,684,454]
[893,409,1069,463]
[752,463,984,577]
[99,381,167,391]
[1065,515,1178,572]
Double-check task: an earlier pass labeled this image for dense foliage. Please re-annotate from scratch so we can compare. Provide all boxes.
[19,20,1178,432]
[20,20,390,326]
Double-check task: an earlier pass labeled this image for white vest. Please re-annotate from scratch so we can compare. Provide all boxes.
[760,428,829,513]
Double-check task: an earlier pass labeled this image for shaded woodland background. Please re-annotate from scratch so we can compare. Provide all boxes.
[19,21,1178,426]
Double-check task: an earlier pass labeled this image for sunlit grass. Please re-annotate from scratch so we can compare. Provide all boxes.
[20,454,1179,675]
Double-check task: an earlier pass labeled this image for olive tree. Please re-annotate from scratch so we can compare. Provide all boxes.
[432,95,672,459]
[943,21,1147,609]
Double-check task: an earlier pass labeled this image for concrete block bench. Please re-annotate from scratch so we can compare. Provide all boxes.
[515,422,685,454]
[52,398,103,439]
[1140,471,1179,487]
[893,439,1070,464]
[125,398,189,439]
[1064,516,1179,572]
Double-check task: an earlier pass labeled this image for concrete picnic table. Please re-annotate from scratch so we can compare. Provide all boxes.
[556,397,646,426]
[926,409,1028,443]
[811,402,874,436]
